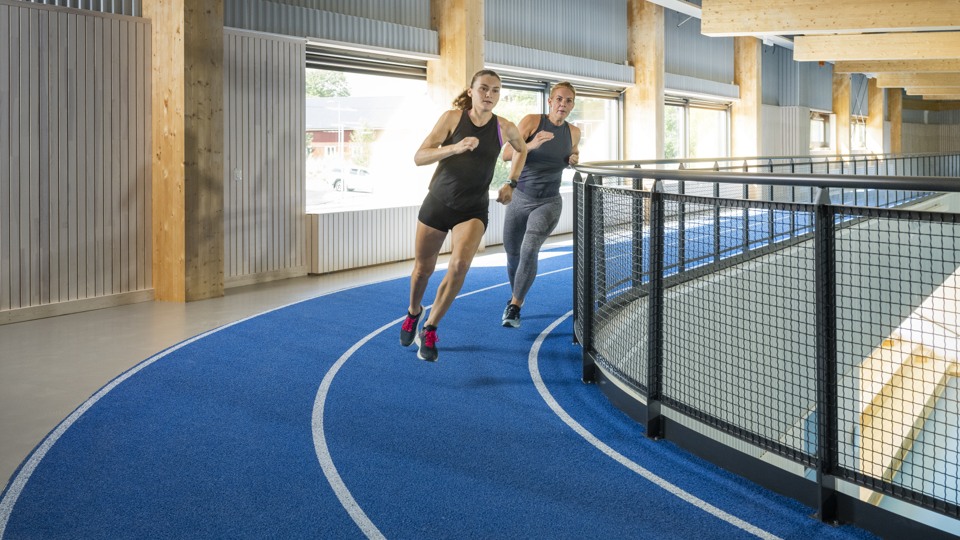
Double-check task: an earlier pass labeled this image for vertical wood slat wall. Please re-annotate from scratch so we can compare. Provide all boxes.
[0,1,151,321]
[223,29,306,287]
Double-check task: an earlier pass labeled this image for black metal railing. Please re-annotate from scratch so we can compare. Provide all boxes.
[572,152,960,537]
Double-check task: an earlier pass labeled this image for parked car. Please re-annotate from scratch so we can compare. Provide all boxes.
[326,166,377,193]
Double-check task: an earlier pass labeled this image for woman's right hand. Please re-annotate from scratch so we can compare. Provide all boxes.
[527,130,554,150]
[454,137,480,154]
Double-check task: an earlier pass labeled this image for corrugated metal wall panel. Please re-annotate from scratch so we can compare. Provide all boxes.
[771,45,833,111]
[761,44,780,105]
[266,0,430,29]
[1,1,151,316]
[850,73,868,117]
[224,29,307,286]
[485,41,633,85]
[664,72,738,100]
[664,8,733,87]
[225,0,437,56]
[486,0,626,65]
[903,109,927,124]
[803,61,833,112]
[21,0,139,16]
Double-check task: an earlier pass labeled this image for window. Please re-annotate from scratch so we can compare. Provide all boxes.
[493,82,621,191]
[810,111,830,150]
[851,115,867,151]
[564,94,620,186]
[664,98,730,159]
[305,68,433,213]
[305,63,623,212]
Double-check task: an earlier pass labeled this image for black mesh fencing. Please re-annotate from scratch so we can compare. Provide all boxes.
[573,155,960,525]
[833,207,960,517]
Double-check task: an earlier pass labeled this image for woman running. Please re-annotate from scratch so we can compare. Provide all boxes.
[500,82,581,328]
[399,69,528,361]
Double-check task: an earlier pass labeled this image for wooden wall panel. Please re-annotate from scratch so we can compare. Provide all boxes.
[223,29,306,287]
[0,1,152,324]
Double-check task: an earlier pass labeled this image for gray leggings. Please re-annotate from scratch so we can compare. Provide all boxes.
[503,188,563,304]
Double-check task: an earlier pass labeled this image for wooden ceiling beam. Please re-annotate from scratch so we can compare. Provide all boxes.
[903,99,960,110]
[701,0,960,37]
[833,60,960,74]
[795,32,960,62]
[905,87,960,95]
[923,95,960,101]
[876,73,960,88]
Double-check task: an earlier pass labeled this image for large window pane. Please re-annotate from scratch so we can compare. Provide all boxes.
[562,95,619,187]
[688,107,728,159]
[305,69,432,213]
[665,105,683,159]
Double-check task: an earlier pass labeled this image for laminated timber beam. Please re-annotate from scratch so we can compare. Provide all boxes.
[834,60,960,74]
[905,87,960,95]
[795,32,960,62]
[701,0,960,36]
[876,73,960,88]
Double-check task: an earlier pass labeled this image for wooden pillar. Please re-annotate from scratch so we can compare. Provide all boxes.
[833,72,851,155]
[142,0,224,302]
[889,89,903,154]
[866,78,884,154]
[624,0,664,160]
[732,37,762,158]
[428,0,484,111]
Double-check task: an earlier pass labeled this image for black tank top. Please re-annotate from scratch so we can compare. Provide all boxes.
[428,110,502,213]
[517,114,572,198]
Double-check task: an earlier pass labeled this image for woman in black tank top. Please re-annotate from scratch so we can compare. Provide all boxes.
[398,69,528,362]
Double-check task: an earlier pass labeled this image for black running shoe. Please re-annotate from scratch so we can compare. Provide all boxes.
[400,306,423,347]
[417,325,439,362]
[502,302,521,328]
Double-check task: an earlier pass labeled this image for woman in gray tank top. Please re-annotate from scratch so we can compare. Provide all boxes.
[500,82,582,328]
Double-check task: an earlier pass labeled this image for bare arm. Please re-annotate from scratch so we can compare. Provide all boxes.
[567,124,582,166]
[414,110,478,166]
[502,114,543,162]
[496,119,528,204]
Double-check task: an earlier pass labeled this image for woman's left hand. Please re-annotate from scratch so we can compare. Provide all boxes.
[496,183,514,204]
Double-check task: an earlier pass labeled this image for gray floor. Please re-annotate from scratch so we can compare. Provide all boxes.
[0,246,489,490]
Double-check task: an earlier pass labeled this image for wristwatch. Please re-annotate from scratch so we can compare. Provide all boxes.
[508,179,518,188]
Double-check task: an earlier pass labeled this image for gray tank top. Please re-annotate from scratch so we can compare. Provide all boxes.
[517,114,572,199]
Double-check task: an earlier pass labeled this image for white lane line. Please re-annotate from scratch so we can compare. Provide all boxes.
[312,266,572,538]
[528,312,782,540]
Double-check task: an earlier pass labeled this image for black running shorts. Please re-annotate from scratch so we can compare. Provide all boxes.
[417,192,489,232]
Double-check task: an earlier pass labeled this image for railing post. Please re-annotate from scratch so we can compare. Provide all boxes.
[743,161,750,253]
[645,180,666,439]
[581,173,597,383]
[573,172,583,345]
[633,166,644,290]
[814,187,839,523]
[714,162,721,263]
